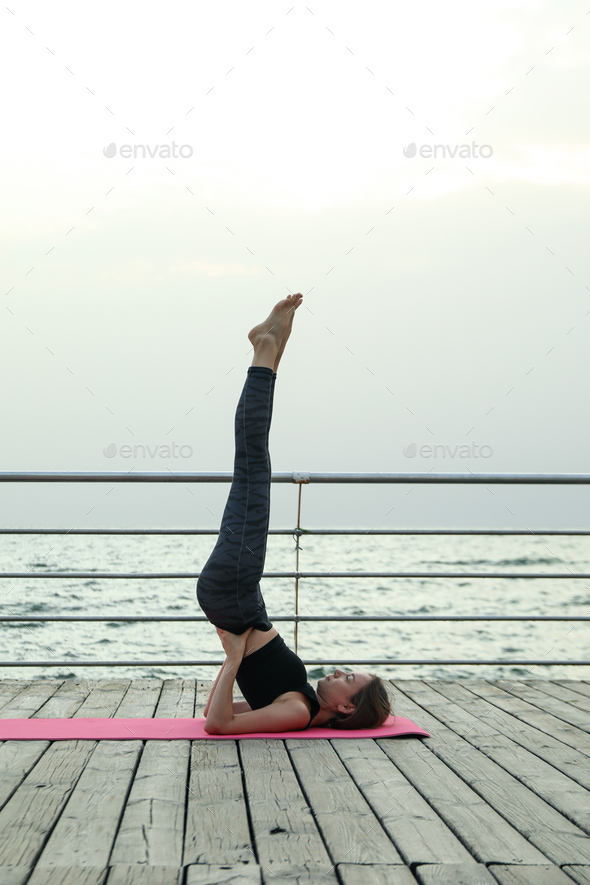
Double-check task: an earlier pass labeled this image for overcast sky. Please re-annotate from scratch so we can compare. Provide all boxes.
[1,0,589,530]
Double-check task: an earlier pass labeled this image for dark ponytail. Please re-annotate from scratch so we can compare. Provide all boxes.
[325,674,392,730]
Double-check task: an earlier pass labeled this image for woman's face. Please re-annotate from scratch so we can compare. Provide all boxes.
[316,668,372,712]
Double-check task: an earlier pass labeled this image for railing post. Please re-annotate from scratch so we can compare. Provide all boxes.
[292,473,310,654]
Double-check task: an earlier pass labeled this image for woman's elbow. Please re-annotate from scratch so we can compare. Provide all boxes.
[204,718,226,735]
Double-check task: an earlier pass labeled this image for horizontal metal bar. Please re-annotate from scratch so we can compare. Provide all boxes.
[1,659,588,667]
[1,528,589,535]
[2,615,589,622]
[1,472,589,484]
[2,571,588,579]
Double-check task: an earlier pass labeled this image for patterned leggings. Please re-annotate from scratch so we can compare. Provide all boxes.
[196,365,276,634]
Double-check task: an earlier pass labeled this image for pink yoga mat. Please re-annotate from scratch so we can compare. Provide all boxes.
[0,714,428,741]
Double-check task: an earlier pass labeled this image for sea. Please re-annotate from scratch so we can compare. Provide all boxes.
[1,531,589,684]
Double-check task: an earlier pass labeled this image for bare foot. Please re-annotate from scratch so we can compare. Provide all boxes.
[248,293,303,359]
[272,296,302,372]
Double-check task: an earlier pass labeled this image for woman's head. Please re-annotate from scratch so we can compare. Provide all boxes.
[316,668,392,729]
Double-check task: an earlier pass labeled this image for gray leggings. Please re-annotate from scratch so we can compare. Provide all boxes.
[196,366,276,634]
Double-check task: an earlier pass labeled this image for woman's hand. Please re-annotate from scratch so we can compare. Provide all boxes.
[215,626,253,662]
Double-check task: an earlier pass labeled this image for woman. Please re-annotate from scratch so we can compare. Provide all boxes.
[197,293,392,734]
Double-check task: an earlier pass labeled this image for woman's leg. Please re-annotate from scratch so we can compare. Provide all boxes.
[196,293,302,634]
[196,366,275,633]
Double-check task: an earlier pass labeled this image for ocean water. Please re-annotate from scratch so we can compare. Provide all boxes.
[1,532,589,683]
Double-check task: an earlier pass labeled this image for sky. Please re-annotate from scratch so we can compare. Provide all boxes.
[1,0,589,530]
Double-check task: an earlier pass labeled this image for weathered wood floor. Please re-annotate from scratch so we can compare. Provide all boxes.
[0,678,589,885]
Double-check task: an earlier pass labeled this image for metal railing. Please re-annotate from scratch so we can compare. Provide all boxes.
[1,471,589,670]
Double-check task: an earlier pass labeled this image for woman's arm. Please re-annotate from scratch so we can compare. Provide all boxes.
[231,700,252,714]
[203,657,228,717]
[205,698,311,734]
[204,654,242,732]
[203,660,251,717]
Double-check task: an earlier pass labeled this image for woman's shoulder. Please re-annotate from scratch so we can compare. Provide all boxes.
[272,689,312,708]
[274,687,322,729]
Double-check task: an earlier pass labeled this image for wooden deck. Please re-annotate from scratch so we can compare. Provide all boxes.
[0,678,589,885]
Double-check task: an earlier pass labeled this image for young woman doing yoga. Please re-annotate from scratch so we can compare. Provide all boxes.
[197,293,392,734]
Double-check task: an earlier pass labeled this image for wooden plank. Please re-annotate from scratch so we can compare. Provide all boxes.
[553,682,590,700]
[488,864,577,884]
[115,679,163,718]
[195,679,213,717]
[28,866,109,885]
[109,738,190,865]
[393,681,590,865]
[258,862,339,884]
[72,679,133,718]
[0,738,50,810]
[31,679,101,719]
[414,864,496,884]
[0,680,64,718]
[0,867,107,885]
[422,680,590,833]
[527,682,590,714]
[332,738,474,865]
[561,866,590,884]
[429,681,590,791]
[286,738,403,864]
[386,683,558,864]
[488,681,590,735]
[106,867,183,884]
[33,739,142,867]
[0,867,35,885]
[155,679,195,718]
[183,741,255,865]
[186,864,263,884]
[72,679,132,717]
[455,680,590,758]
[239,739,336,875]
[0,680,31,712]
[0,738,98,866]
[338,863,418,884]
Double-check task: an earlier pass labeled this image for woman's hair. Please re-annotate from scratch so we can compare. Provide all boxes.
[325,674,392,730]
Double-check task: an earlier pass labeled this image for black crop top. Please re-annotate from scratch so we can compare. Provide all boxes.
[236,633,320,729]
